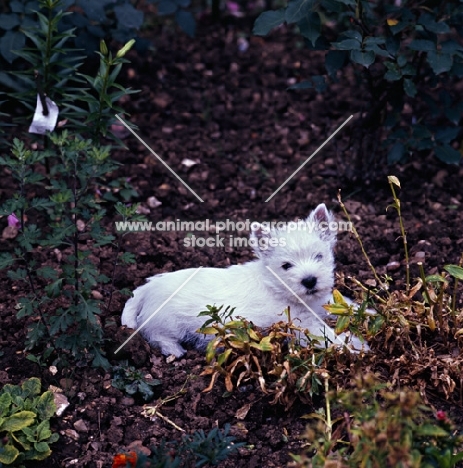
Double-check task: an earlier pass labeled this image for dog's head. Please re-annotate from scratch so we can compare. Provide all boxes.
[250,204,337,302]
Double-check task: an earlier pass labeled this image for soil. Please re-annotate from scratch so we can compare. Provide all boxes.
[1,12,463,468]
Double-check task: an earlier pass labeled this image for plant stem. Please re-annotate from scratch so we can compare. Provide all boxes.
[388,181,410,294]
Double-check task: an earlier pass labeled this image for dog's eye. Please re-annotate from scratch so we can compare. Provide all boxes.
[315,254,323,261]
[282,262,293,270]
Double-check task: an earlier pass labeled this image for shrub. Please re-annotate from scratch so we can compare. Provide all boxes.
[0,0,142,368]
[0,377,58,466]
[0,0,195,87]
[290,373,463,468]
[198,304,370,408]
[0,135,142,368]
[253,0,463,165]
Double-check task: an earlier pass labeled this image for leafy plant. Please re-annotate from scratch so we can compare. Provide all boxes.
[0,135,140,368]
[198,304,367,408]
[290,373,463,468]
[253,0,463,165]
[0,377,58,466]
[0,0,142,368]
[112,424,245,467]
[111,362,162,401]
[335,176,463,401]
[0,0,195,83]
[5,0,138,143]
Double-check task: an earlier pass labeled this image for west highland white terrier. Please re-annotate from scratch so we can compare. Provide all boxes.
[121,204,368,357]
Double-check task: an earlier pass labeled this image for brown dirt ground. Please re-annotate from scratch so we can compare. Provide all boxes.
[1,13,463,468]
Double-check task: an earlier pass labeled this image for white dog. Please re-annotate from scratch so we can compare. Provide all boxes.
[121,204,368,357]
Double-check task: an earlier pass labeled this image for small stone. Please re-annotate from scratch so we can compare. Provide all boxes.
[64,429,80,441]
[136,204,151,215]
[2,226,18,239]
[121,396,135,406]
[166,355,176,364]
[147,196,162,209]
[73,419,88,432]
[91,290,103,300]
[76,219,85,232]
[181,158,199,168]
[387,261,401,271]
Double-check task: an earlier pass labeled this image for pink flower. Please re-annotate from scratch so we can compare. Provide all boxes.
[436,410,447,421]
[7,213,21,229]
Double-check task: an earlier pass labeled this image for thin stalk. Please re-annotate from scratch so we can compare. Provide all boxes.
[323,373,332,440]
[388,180,410,294]
[450,253,463,316]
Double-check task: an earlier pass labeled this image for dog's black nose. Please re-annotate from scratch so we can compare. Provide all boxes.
[301,276,317,290]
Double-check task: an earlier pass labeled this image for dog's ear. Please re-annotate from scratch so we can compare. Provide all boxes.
[307,203,337,245]
[250,224,274,257]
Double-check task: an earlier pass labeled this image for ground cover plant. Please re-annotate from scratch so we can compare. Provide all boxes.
[0,0,462,466]
[0,377,58,466]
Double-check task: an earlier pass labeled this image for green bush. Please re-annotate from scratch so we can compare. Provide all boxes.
[0,377,58,466]
[0,0,143,367]
[0,0,195,87]
[0,135,142,368]
[254,0,463,164]
[290,374,463,468]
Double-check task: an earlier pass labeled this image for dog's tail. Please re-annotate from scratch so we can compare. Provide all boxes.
[121,295,141,329]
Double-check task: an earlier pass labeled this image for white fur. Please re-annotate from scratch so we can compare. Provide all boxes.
[122,204,368,357]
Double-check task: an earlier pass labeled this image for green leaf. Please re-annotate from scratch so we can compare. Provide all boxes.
[434,144,461,164]
[175,10,195,37]
[0,13,20,30]
[286,0,316,24]
[0,392,12,413]
[384,62,402,81]
[1,411,36,432]
[217,348,232,366]
[335,316,350,334]
[425,274,447,283]
[333,38,361,50]
[342,30,362,41]
[36,392,56,420]
[36,420,52,441]
[21,377,41,397]
[427,51,453,74]
[419,13,450,34]
[350,49,375,68]
[34,441,51,453]
[416,423,449,437]
[403,78,417,97]
[253,9,286,36]
[388,142,406,164]
[298,12,320,47]
[325,50,347,76]
[157,0,177,15]
[114,4,144,29]
[444,264,463,280]
[0,30,25,63]
[0,252,15,269]
[435,126,459,144]
[0,443,20,464]
[408,39,436,51]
